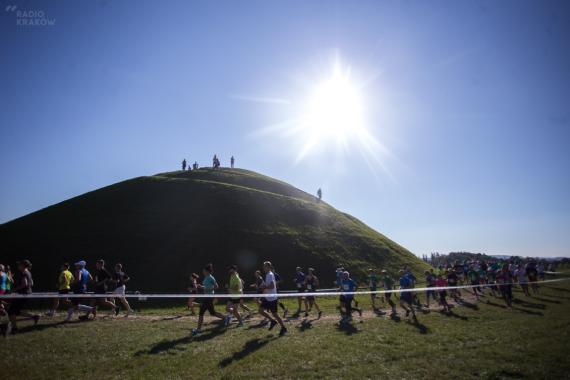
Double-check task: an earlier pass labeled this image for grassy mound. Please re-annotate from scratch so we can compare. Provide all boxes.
[0,168,428,291]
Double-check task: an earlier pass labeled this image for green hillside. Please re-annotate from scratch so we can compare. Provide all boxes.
[0,168,428,291]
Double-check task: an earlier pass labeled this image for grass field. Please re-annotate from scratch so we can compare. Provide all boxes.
[2,278,570,379]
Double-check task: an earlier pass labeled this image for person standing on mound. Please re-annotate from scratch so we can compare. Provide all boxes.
[258,261,287,336]
[192,264,229,336]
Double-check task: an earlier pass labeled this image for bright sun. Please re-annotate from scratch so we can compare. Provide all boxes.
[305,64,365,144]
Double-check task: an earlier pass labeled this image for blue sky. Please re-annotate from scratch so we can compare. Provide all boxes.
[1,0,569,257]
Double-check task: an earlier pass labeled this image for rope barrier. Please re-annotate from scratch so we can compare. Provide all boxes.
[0,277,567,299]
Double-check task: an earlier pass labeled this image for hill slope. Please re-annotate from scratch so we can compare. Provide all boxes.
[0,168,428,291]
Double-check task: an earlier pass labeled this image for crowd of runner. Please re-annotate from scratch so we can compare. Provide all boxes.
[0,257,550,337]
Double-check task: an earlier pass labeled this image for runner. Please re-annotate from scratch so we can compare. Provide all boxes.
[237,277,252,317]
[273,270,288,317]
[258,261,287,336]
[226,265,244,327]
[46,263,74,317]
[250,270,265,307]
[467,266,481,300]
[65,260,96,322]
[424,270,437,308]
[526,262,540,294]
[380,270,397,314]
[91,260,116,315]
[446,268,461,301]
[338,271,362,324]
[304,268,322,319]
[398,270,416,320]
[517,265,530,296]
[0,264,7,295]
[192,263,230,335]
[112,263,134,316]
[435,274,450,312]
[486,267,498,297]
[187,273,200,315]
[496,265,513,307]
[293,267,308,316]
[5,260,40,336]
[367,269,380,311]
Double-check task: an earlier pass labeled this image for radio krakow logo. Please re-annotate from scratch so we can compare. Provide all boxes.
[5,5,56,27]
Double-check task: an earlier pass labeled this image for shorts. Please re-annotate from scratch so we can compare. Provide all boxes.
[400,292,413,304]
[199,299,216,316]
[227,296,242,305]
[339,295,353,304]
[58,289,70,295]
[71,290,86,306]
[94,287,108,300]
[113,285,126,295]
[8,298,27,316]
[260,299,278,313]
[296,286,306,293]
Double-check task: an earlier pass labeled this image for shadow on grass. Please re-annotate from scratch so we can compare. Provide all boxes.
[545,286,570,293]
[456,299,479,310]
[296,318,316,332]
[389,312,401,322]
[440,309,468,321]
[511,307,543,316]
[405,318,429,334]
[1,319,70,336]
[511,298,546,310]
[134,324,226,356]
[246,320,270,330]
[336,321,360,335]
[530,296,561,304]
[155,315,185,321]
[219,336,277,368]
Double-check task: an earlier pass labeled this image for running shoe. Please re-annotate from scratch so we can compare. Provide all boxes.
[191,328,201,336]
[114,306,120,316]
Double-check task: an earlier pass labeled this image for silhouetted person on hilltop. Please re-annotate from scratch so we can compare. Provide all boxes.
[182,159,187,171]
[193,161,199,170]
[213,155,220,169]
[317,188,322,202]
[231,156,235,168]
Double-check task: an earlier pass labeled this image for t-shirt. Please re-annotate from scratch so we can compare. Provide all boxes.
[368,274,378,289]
[425,274,436,286]
[0,272,7,291]
[229,273,243,294]
[399,276,412,289]
[94,268,111,291]
[58,270,74,291]
[435,278,447,288]
[264,271,278,301]
[74,268,90,293]
[202,274,216,294]
[14,270,33,294]
[295,272,306,288]
[305,275,318,291]
[468,270,479,282]
[114,271,129,287]
[335,269,343,286]
[447,273,458,285]
[382,275,394,290]
[517,269,527,283]
[341,278,356,297]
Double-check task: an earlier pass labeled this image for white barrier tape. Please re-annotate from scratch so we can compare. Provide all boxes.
[0,277,568,299]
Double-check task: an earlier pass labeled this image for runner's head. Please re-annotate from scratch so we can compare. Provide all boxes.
[17,259,32,271]
[296,266,302,273]
[308,267,315,275]
[96,259,105,269]
[0,264,4,272]
[342,271,349,280]
[115,263,123,272]
[263,261,273,273]
[203,263,214,276]
[75,260,86,269]
[191,273,199,280]
[228,264,237,274]
[255,270,262,278]
[61,262,69,271]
